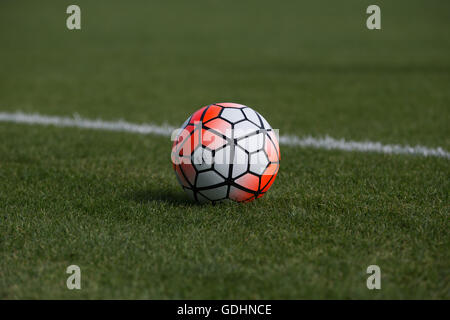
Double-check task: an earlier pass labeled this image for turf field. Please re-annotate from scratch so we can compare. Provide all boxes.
[0,0,449,299]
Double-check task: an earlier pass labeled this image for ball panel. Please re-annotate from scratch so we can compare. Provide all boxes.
[238,132,264,153]
[231,147,248,178]
[196,170,225,188]
[215,102,246,109]
[242,108,261,127]
[261,173,277,193]
[203,118,232,139]
[180,162,196,185]
[234,173,260,191]
[260,163,279,192]
[229,186,255,202]
[233,120,260,138]
[190,106,207,123]
[203,105,222,123]
[213,145,231,178]
[262,163,279,177]
[221,108,245,123]
[175,165,190,188]
[201,129,227,150]
[257,113,272,130]
[192,147,213,171]
[182,130,201,156]
[200,185,228,201]
[249,150,269,175]
[173,125,197,158]
[173,124,194,148]
[265,135,279,163]
[267,130,280,160]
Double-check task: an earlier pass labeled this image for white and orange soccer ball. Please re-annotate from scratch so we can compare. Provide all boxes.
[171,102,280,203]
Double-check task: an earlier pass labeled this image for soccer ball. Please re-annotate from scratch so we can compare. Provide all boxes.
[171,102,280,203]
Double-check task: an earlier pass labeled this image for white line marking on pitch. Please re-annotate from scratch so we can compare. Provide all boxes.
[0,111,449,159]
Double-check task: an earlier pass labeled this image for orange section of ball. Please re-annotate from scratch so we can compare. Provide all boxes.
[235,173,260,191]
[203,118,232,138]
[229,187,255,202]
[203,105,222,123]
[190,106,207,123]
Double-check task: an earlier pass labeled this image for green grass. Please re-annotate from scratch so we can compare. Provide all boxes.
[0,0,449,299]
